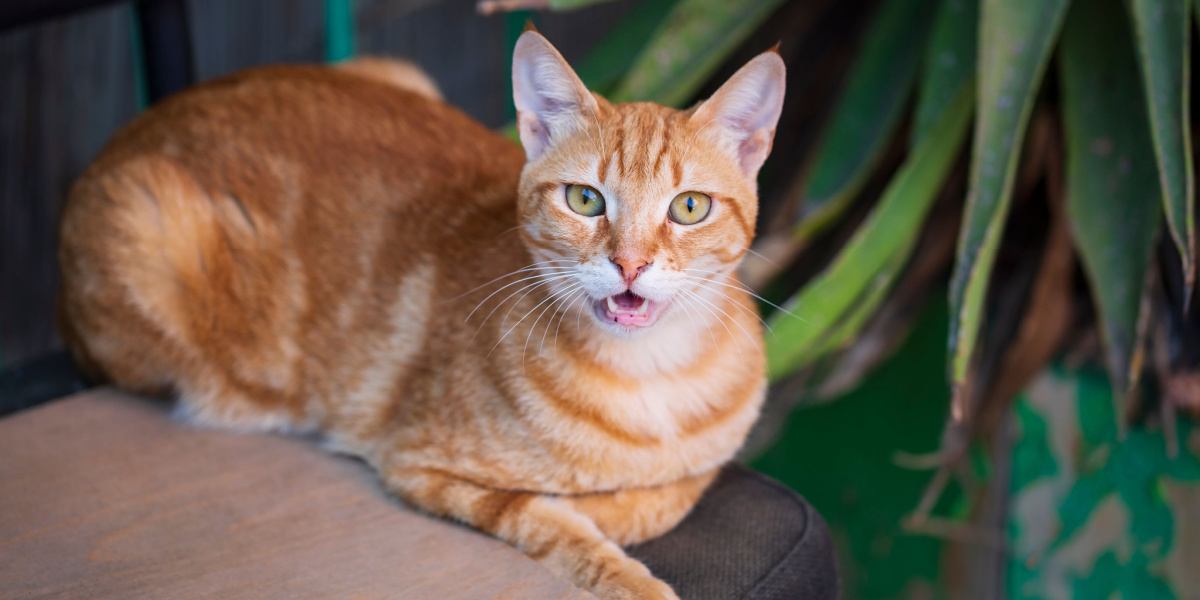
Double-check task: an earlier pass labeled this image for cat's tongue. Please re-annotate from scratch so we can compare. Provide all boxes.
[601,291,656,326]
[610,291,645,311]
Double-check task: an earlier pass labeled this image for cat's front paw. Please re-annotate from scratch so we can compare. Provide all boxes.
[590,561,680,600]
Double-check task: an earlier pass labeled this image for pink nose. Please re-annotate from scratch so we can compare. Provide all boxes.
[609,256,651,283]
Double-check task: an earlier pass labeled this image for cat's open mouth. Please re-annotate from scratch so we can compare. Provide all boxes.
[594,290,663,328]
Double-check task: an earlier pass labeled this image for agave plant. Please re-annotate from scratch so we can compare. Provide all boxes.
[486,0,1199,502]
[758,0,1200,469]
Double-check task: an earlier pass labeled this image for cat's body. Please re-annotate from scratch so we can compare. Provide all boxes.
[58,33,784,599]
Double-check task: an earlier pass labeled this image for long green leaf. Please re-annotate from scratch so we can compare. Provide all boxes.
[912,0,979,148]
[799,249,909,366]
[792,0,936,240]
[1059,0,1161,407]
[572,0,677,94]
[1128,0,1195,297]
[609,0,786,106]
[767,84,974,380]
[947,0,1068,388]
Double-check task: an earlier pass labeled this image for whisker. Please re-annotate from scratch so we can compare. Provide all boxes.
[523,283,581,368]
[542,286,585,353]
[575,289,587,332]
[495,224,524,237]
[743,246,776,264]
[681,288,757,345]
[499,276,574,325]
[679,288,738,343]
[491,283,580,357]
[450,261,575,302]
[464,271,575,323]
[680,276,775,332]
[680,271,807,323]
[550,289,587,351]
[675,292,718,348]
[470,276,575,340]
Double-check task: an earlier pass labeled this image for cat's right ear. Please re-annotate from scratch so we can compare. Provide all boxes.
[512,31,597,161]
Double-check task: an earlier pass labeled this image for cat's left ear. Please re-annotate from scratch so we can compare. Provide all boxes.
[512,31,598,162]
[691,50,786,178]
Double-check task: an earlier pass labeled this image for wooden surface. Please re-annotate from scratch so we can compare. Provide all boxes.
[0,389,589,599]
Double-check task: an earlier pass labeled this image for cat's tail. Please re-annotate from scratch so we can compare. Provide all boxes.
[336,57,443,101]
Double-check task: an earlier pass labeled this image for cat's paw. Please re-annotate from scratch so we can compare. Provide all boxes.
[590,562,679,600]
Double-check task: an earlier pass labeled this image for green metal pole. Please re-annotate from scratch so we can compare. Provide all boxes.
[325,0,355,63]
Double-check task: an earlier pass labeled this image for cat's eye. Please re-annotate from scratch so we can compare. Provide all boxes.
[565,184,606,217]
[668,192,712,225]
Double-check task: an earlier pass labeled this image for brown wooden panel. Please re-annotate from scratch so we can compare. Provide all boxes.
[0,389,589,599]
[0,5,137,367]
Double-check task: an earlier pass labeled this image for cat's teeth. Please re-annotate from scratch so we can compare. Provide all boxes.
[607,296,620,313]
[634,299,649,315]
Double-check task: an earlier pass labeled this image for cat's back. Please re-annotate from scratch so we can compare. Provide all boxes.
[89,64,524,208]
[58,63,526,417]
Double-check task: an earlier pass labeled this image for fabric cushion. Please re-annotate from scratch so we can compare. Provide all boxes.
[630,466,839,599]
[0,388,836,599]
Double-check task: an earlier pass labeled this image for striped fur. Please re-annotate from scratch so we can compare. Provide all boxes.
[58,34,785,599]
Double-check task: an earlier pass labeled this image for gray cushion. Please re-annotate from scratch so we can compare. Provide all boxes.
[631,465,839,600]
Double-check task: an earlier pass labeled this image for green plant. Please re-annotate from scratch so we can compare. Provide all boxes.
[760,0,1200,488]
[480,0,1200,594]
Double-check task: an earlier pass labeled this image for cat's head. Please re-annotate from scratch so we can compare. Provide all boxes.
[512,31,785,335]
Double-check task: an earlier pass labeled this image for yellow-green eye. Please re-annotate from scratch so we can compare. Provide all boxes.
[565,184,606,217]
[668,192,712,225]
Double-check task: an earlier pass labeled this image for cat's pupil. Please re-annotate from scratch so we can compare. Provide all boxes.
[686,196,695,212]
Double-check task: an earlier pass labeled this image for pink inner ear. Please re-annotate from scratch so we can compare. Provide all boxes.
[738,128,773,176]
[518,112,550,160]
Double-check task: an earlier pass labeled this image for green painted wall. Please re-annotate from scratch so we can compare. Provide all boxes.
[1009,367,1200,599]
[756,301,1200,599]
[755,300,957,599]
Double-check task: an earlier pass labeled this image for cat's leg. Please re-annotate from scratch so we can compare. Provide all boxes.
[382,465,679,600]
[565,470,718,546]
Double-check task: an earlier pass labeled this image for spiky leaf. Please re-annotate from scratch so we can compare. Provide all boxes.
[573,0,677,94]
[1128,0,1195,298]
[792,0,936,239]
[947,0,1068,389]
[912,0,979,148]
[1059,0,1162,409]
[610,0,786,106]
[768,84,973,380]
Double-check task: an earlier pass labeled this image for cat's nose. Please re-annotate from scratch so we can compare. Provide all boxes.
[609,256,652,284]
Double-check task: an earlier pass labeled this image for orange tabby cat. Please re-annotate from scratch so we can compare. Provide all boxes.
[57,31,785,599]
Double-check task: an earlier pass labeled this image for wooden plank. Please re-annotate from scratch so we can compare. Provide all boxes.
[0,389,588,599]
